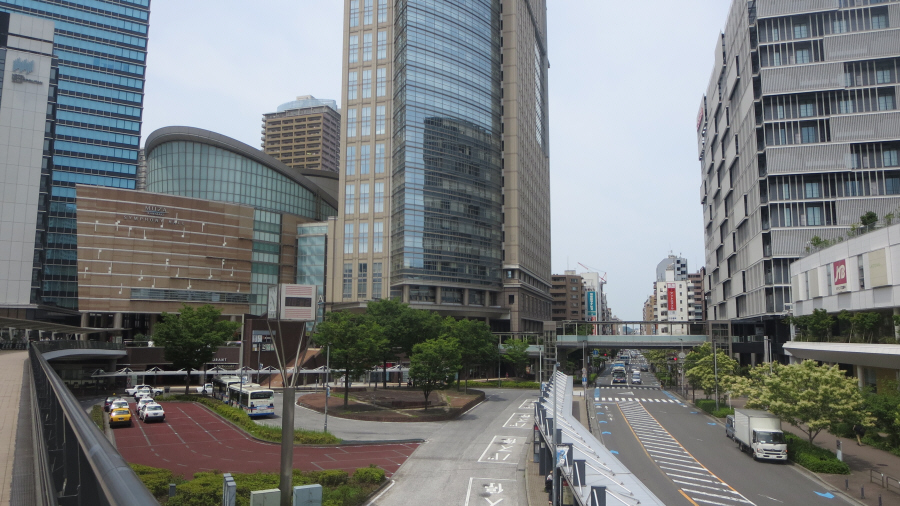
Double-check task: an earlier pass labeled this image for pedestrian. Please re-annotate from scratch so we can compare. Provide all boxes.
[854,423,866,445]
[505,372,509,380]
[544,473,552,492]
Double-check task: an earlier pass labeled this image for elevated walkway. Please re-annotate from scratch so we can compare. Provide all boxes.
[556,334,708,349]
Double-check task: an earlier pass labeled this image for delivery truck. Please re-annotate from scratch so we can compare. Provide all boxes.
[729,409,788,461]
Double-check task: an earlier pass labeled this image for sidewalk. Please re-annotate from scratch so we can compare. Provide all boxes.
[0,351,28,506]
[677,386,900,506]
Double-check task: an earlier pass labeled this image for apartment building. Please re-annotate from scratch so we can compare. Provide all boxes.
[698,0,900,360]
[327,0,552,332]
[550,271,585,321]
[262,96,341,173]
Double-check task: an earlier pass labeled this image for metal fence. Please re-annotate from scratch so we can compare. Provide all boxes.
[31,340,124,354]
[29,346,157,505]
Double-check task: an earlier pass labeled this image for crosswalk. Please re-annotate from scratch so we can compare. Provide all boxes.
[596,397,682,403]
[596,385,660,390]
[617,402,755,506]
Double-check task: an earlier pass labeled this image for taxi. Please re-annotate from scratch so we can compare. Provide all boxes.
[109,407,132,427]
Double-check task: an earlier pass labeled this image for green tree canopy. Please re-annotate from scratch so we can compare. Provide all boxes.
[152,304,241,394]
[683,343,739,400]
[502,339,530,378]
[408,337,462,409]
[784,308,834,341]
[729,360,868,443]
[440,317,496,392]
[314,311,385,407]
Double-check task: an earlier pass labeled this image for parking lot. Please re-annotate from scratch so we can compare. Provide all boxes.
[113,401,419,477]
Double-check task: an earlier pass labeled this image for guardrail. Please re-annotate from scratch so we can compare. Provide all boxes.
[29,346,157,505]
[31,340,124,354]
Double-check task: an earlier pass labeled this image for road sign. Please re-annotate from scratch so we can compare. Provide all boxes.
[592,349,599,357]
[678,352,686,359]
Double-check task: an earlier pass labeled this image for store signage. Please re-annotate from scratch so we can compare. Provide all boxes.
[834,259,847,293]
[667,283,677,311]
[586,291,597,316]
[122,206,171,224]
[145,206,168,216]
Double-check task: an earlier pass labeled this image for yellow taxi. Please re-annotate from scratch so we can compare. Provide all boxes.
[109,407,132,427]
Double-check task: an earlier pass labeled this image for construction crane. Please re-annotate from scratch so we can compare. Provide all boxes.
[576,263,607,287]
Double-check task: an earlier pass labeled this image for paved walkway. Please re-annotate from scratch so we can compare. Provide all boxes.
[0,352,27,506]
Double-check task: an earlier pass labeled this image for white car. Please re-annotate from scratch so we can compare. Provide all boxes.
[109,398,130,412]
[139,403,165,423]
[126,384,164,396]
[136,396,155,412]
[195,383,213,394]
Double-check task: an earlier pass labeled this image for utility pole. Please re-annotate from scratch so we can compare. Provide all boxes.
[713,337,719,411]
[551,363,559,506]
[324,345,329,433]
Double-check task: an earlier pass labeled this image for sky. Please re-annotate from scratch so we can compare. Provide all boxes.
[141,1,733,321]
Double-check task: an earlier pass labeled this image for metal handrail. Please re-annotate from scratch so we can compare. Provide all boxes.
[30,347,157,505]
[31,340,124,353]
[886,474,900,495]
[871,468,886,488]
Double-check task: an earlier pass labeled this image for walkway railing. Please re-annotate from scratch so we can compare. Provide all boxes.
[31,340,124,354]
[29,346,156,505]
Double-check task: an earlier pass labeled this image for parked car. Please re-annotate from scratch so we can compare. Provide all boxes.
[109,408,132,427]
[136,397,155,412]
[125,385,164,396]
[109,398,129,412]
[134,392,153,404]
[104,395,119,412]
[195,383,213,394]
[139,403,165,423]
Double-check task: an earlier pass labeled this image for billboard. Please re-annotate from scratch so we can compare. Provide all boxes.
[833,259,847,293]
[586,291,597,317]
[267,284,317,321]
[667,283,676,311]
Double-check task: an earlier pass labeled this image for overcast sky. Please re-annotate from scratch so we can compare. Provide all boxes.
[141,1,732,321]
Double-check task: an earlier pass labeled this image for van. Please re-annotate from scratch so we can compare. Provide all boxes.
[725,414,735,439]
[631,371,641,385]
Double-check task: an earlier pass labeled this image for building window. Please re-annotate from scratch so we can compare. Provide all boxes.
[876,66,893,84]
[375,144,385,173]
[359,223,368,253]
[839,98,854,114]
[845,180,860,196]
[886,177,900,194]
[804,181,820,198]
[349,35,359,63]
[363,0,373,25]
[359,183,370,214]
[347,108,357,137]
[799,100,814,117]
[343,263,353,299]
[873,14,888,29]
[795,49,810,64]
[859,254,865,289]
[377,31,387,59]
[372,263,382,299]
[884,150,899,167]
[807,206,823,226]
[377,0,387,23]
[374,182,384,212]
[346,146,357,176]
[794,23,808,39]
[345,184,355,214]
[373,221,383,252]
[783,207,793,227]
[878,93,895,111]
[362,70,372,99]
[800,125,817,143]
[350,0,359,27]
[773,51,782,66]
[361,107,371,136]
[344,224,354,254]
[832,19,848,34]
[360,144,370,174]
[376,67,386,97]
[363,33,373,61]
[376,106,385,135]
[348,71,358,100]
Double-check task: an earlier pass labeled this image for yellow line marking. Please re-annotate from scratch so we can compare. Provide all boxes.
[679,489,701,506]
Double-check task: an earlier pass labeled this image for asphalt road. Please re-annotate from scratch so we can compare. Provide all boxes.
[591,359,856,506]
[371,389,539,506]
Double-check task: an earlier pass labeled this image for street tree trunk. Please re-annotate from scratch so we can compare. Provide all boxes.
[344,368,350,408]
[185,368,192,395]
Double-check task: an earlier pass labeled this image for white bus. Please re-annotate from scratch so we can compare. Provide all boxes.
[211,375,242,401]
[229,385,275,418]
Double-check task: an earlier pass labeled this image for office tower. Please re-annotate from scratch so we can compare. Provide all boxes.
[550,271,585,321]
[698,0,900,356]
[329,0,551,332]
[0,1,151,315]
[656,255,688,282]
[262,96,342,173]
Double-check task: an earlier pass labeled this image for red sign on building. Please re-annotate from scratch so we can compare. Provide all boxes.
[667,283,676,311]
[834,259,848,293]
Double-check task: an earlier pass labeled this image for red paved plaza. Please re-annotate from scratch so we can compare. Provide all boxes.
[115,402,418,477]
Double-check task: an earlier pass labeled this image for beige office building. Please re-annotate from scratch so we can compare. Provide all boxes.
[328,0,552,333]
[262,96,342,173]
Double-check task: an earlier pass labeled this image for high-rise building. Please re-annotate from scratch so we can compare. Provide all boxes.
[328,0,551,332]
[0,1,151,316]
[262,96,341,173]
[698,0,900,359]
[550,271,585,321]
[656,255,688,282]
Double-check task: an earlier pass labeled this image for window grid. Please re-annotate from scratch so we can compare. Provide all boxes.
[362,70,372,99]
[360,144,371,174]
[375,144,385,173]
[359,223,369,254]
[374,182,385,212]
[360,183,370,214]
[344,225,354,254]
[376,67,386,96]
[345,184,355,214]
[346,146,357,176]
[363,33,373,61]
[348,71,358,100]
[377,31,387,59]
[358,263,368,299]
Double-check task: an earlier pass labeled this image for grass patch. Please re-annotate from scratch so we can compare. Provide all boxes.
[695,399,735,418]
[785,433,850,474]
[156,394,340,445]
[131,464,386,506]
[861,433,900,458]
[90,404,105,431]
[475,380,540,389]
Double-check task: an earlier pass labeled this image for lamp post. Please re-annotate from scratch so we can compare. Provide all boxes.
[678,338,684,398]
[498,336,502,387]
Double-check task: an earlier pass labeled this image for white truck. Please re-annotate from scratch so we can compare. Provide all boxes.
[730,409,788,461]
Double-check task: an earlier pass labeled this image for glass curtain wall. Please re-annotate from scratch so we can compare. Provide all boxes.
[297,223,327,327]
[391,0,503,291]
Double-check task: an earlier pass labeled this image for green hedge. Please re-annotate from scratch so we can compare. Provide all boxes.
[155,394,340,445]
[477,381,540,389]
[785,433,850,474]
[588,373,598,384]
[695,399,734,418]
[132,464,386,506]
[90,404,105,431]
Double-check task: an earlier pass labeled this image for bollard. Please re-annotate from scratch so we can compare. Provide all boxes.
[845,479,849,491]
[169,483,177,498]
[862,486,865,499]
[879,494,882,506]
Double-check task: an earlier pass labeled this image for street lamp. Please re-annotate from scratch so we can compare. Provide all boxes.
[678,338,684,398]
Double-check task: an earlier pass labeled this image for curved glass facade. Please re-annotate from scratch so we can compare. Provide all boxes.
[391,0,503,288]
[146,141,337,220]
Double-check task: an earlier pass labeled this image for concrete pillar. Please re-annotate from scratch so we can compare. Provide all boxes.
[894,307,900,341]
[435,286,442,305]
[80,312,90,341]
[857,365,865,389]
[463,288,469,306]
[148,314,158,336]
[402,284,410,303]
[750,353,757,367]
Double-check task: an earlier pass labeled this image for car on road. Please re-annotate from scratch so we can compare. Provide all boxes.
[134,391,153,404]
[195,383,213,394]
[139,403,165,423]
[126,384,164,396]
[136,396,155,412]
[104,395,120,412]
[640,364,648,372]
[631,372,642,385]
[109,398,129,412]
[725,414,735,439]
[109,407,132,427]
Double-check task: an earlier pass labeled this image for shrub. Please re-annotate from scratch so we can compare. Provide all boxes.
[478,381,540,389]
[352,465,385,485]
[316,469,349,487]
[90,404,105,431]
[130,463,181,498]
[168,472,222,506]
[695,399,734,418]
[785,433,850,474]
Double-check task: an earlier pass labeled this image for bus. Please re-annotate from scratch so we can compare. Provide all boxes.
[211,375,246,402]
[228,385,275,417]
[611,366,627,384]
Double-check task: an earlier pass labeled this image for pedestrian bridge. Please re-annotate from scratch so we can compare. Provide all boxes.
[555,334,709,349]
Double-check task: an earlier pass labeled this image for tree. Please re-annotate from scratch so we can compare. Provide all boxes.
[863,381,900,447]
[839,311,883,343]
[784,308,834,341]
[861,211,878,230]
[366,299,442,388]
[152,304,241,394]
[440,317,496,392]
[501,339,530,378]
[683,343,739,400]
[730,360,868,444]
[314,311,384,408]
[408,337,461,409]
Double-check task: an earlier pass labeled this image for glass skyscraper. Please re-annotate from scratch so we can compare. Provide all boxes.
[0,0,150,310]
